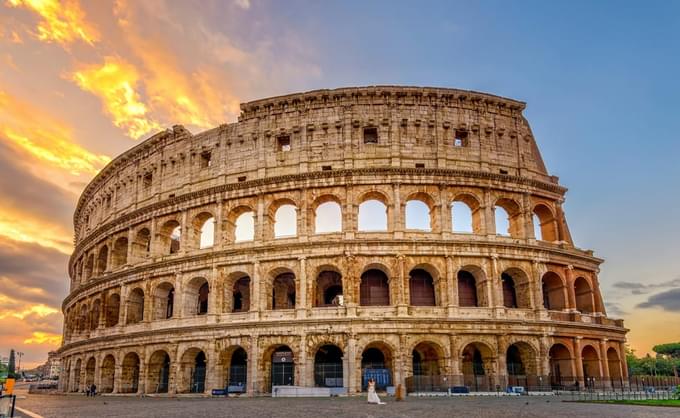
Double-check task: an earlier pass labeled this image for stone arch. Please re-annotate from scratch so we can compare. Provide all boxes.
[408,268,436,306]
[451,193,483,233]
[542,271,567,310]
[96,245,108,275]
[549,343,575,384]
[312,195,342,234]
[125,287,144,324]
[404,191,436,231]
[159,219,181,255]
[120,352,141,393]
[84,356,96,388]
[132,227,151,259]
[105,293,120,327]
[314,344,344,388]
[192,211,216,249]
[147,350,172,393]
[581,344,602,380]
[574,277,595,314]
[500,267,532,309]
[153,281,175,320]
[360,267,390,306]
[184,277,209,316]
[226,205,256,243]
[112,236,128,268]
[360,341,395,390]
[533,203,558,241]
[270,270,296,310]
[100,354,115,393]
[357,190,390,232]
[457,265,488,307]
[607,347,623,379]
[494,197,522,237]
[178,347,207,393]
[314,268,343,307]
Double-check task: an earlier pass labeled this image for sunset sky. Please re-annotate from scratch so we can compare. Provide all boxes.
[1,0,679,369]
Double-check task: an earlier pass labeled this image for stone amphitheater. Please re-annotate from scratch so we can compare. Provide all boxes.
[58,86,628,396]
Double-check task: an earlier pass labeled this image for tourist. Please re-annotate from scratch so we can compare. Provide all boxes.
[366,378,385,405]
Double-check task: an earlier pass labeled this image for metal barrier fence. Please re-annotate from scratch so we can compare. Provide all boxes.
[405,374,680,393]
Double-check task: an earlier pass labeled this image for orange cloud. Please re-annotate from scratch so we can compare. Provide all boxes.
[71,56,161,139]
[7,0,99,46]
[0,90,111,177]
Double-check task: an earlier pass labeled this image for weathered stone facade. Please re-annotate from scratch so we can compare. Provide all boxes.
[58,86,627,395]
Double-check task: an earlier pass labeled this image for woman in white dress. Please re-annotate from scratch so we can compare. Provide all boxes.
[367,378,385,404]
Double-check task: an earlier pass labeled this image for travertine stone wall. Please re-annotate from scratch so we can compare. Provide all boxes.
[59,86,626,396]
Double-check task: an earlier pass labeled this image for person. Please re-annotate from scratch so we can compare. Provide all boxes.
[367,378,385,405]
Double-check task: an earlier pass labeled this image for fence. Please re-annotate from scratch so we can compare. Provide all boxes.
[405,374,680,393]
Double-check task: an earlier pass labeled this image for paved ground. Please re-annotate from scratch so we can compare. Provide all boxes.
[11,391,679,418]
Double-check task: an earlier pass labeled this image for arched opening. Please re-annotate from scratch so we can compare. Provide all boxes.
[358,199,387,231]
[106,293,120,327]
[270,346,294,389]
[574,277,595,314]
[409,269,436,306]
[462,342,493,391]
[360,269,390,306]
[607,347,622,379]
[582,345,602,382]
[549,343,574,387]
[96,245,108,275]
[405,199,431,231]
[501,273,518,308]
[194,213,215,249]
[542,272,566,310]
[184,277,209,316]
[89,299,101,330]
[153,282,175,320]
[315,270,343,307]
[112,237,128,268]
[494,198,521,237]
[159,220,181,255]
[100,355,115,393]
[232,276,251,312]
[315,201,342,233]
[533,204,558,241]
[234,211,255,242]
[85,357,95,388]
[361,344,393,390]
[457,270,480,307]
[72,359,81,392]
[133,228,151,259]
[227,347,248,388]
[412,342,441,376]
[314,345,343,388]
[179,348,206,393]
[147,350,171,393]
[274,204,297,238]
[120,352,140,393]
[451,201,474,233]
[125,288,144,325]
[271,273,296,310]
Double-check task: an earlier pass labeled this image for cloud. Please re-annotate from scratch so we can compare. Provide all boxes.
[612,277,680,295]
[7,0,99,46]
[0,90,111,177]
[637,288,680,312]
[70,56,161,139]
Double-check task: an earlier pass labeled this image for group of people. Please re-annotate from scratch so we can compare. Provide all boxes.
[85,383,97,397]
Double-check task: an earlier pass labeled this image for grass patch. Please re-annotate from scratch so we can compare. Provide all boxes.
[587,399,680,407]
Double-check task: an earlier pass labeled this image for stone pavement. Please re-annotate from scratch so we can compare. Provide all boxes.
[12,393,680,418]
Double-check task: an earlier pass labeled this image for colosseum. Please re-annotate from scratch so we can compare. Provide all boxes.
[58,86,628,396]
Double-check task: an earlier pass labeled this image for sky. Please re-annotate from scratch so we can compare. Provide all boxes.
[0,0,679,369]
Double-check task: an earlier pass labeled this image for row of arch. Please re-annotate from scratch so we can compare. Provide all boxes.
[72,191,565,285]
[64,264,601,338]
[61,339,625,394]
